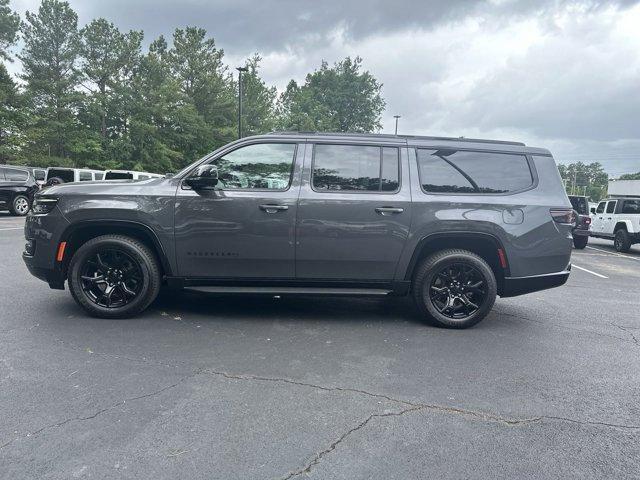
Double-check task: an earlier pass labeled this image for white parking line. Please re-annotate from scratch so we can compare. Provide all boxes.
[0,227,23,231]
[572,264,608,279]
[586,245,640,261]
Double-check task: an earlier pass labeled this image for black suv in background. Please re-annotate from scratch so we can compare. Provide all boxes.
[568,195,590,249]
[23,132,574,328]
[0,165,39,216]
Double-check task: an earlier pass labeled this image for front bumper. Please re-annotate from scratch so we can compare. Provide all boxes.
[22,253,66,289]
[501,267,570,297]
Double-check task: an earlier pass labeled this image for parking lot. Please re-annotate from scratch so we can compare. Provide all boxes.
[1,212,639,479]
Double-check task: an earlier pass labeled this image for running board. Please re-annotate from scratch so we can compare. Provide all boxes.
[184,286,392,296]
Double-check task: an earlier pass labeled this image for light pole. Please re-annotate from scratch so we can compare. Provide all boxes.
[393,115,401,135]
[236,66,248,139]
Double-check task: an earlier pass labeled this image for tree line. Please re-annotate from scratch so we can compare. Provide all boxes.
[0,0,385,173]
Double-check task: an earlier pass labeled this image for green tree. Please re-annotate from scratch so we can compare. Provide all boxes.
[168,27,235,147]
[0,0,22,162]
[0,64,24,162]
[0,0,19,61]
[78,18,143,152]
[19,0,83,162]
[558,162,608,201]
[277,56,385,133]
[618,172,640,180]
[239,54,277,136]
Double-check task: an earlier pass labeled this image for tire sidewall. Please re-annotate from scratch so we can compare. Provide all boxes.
[573,235,588,249]
[417,252,497,329]
[614,230,629,252]
[68,238,155,318]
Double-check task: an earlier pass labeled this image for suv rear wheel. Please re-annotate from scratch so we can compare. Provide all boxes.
[614,229,632,253]
[68,235,161,318]
[10,195,30,216]
[413,249,497,329]
[573,235,588,249]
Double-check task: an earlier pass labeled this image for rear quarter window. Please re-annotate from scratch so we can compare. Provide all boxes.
[4,168,28,181]
[416,149,533,194]
[622,200,640,214]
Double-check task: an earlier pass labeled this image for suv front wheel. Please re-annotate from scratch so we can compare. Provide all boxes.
[68,235,161,318]
[413,249,497,329]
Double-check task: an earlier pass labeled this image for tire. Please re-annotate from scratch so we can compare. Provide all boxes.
[46,177,64,186]
[614,229,632,253]
[573,235,588,249]
[9,195,30,216]
[412,249,497,329]
[68,235,161,318]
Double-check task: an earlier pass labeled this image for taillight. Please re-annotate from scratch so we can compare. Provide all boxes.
[550,208,576,226]
[584,217,591,225]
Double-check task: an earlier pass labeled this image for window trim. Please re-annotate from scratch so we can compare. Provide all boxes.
[182,141,299,193]
[415,147,537,196]
[310,143,401,195]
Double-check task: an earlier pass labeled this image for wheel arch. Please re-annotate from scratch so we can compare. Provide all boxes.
[614,221,633,233]
[60,220,172,277]
[404,232,509,294]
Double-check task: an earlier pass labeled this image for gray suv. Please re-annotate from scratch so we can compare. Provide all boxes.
[23,132,574,328]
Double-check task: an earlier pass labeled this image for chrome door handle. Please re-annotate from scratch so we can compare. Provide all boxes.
[375,207,404,215]
[259,204,289,213]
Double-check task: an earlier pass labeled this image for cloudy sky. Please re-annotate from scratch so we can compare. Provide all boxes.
[9,0,640,175]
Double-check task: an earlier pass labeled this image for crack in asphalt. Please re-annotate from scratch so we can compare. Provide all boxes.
[281,406,423,479]
[495,309,636,344]
[0,369,203,450]
[202,369,539,426]
[610,323,640,345]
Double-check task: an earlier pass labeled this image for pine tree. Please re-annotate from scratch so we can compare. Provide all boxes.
[19,0,83,163]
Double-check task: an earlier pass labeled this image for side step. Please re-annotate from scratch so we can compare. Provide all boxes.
[184,286,392,296]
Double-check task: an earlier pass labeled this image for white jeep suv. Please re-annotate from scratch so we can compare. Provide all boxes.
[590,197,640,252]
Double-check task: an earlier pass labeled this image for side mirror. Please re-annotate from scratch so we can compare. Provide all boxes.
[590,207,596,214]
[185,165,219,190]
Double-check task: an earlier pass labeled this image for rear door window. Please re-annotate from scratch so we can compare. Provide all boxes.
[606,201,617,214]
[4,168,28,181]
[622,199,640,214]
[79,171,93,181]
[312,144,399,192]
[417,149,533,194]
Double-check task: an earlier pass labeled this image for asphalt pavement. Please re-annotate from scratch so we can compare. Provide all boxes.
[1,212,639,479]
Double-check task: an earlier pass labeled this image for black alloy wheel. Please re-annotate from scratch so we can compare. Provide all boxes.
[68,235,161,318]
[413,249,497,329]
[428,263,487,320]
[80,249,143,308]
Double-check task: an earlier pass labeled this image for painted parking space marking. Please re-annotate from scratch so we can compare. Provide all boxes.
[0,227,24,231]
[586,245,640,261]
[572,264,608,279]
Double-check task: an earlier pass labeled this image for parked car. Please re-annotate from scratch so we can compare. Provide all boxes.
[590,197,640,252]
[23,132,574,328]
[0,165,39,216]
[44,167,104,186]
[567,195,591,249]
[103,170,164,180]
[22,166,47,185]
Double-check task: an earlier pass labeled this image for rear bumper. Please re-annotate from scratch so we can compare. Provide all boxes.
[500,267,570,297]
[572,228,590,237]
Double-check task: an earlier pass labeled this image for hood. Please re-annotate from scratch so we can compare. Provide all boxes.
[38,177,166,196]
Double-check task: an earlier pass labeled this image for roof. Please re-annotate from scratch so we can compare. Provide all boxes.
[266,131,526,146]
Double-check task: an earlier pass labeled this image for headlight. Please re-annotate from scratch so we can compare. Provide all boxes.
[31,197,58,214]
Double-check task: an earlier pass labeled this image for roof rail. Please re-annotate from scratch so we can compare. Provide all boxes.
[266,131,525,146]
